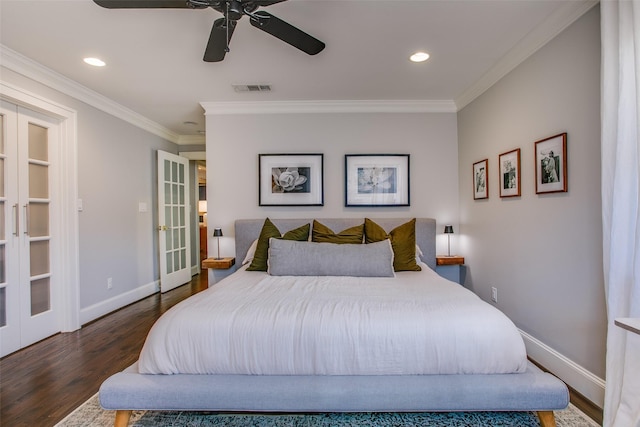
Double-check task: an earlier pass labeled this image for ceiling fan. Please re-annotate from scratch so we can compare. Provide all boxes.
[93,0,325,62]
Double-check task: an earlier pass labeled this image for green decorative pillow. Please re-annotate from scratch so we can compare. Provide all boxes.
[312,220,364,244]
[246,218,310,271]
[364,218,421,271]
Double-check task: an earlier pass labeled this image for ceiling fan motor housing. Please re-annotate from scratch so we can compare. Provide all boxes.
[227,0,244,20]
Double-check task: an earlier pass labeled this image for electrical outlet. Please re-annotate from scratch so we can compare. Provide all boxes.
[107,277,113,290]
[491,286,498,303]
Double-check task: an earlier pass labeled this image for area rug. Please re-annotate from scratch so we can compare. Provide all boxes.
[55,393,600,427]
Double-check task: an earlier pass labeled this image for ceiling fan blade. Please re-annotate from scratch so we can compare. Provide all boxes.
[204,17,237,62]
[249,11,325,56]
[94,0,196,8]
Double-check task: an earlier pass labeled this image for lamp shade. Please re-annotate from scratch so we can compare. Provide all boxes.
[198,200,207,213]
[444,225,454,234]
[213,228,223,237]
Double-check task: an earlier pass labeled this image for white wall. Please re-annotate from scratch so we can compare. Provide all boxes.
[204,112,459,258]
[458,5,605,402]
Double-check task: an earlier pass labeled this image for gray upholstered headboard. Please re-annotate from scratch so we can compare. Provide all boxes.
[235,218,437,270]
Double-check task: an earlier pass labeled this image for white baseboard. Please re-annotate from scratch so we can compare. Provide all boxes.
[191,264,200,276]
[80,280,160,325]
[520,329,605,408]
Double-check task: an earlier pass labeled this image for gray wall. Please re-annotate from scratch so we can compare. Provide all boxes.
[457,5,605,380]
[204,112,460,258]
[77,105,178,309]
[1,66,179,320]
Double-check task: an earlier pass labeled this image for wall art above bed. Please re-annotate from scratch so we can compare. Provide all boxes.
[259,154,324,206]
[345,154,410,207]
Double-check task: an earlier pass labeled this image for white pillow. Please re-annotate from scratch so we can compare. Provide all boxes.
[416,244,424,264]
[242,239,258,265]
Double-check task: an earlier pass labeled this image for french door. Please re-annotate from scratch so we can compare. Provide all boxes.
[157,150,191,292]
[0,100,60,357]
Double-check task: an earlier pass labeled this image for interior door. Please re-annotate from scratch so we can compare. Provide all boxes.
[0,100,20,355]
[157,150,191,292]
[0,101,60,356]
[17,106,59,346]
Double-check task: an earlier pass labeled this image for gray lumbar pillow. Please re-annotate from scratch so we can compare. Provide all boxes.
[267,238,395,277]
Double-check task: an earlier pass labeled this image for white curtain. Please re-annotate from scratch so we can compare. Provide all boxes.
[601,1,640,426]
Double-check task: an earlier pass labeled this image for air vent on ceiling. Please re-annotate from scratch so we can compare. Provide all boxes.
[232,84,272,93]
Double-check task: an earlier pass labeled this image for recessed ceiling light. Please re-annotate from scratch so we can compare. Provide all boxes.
[410,52,430,63]
[183,121,198,126]
[83,57,106,67]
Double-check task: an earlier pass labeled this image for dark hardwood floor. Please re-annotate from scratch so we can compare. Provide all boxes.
[1,272,603,426]
[0,274,208,427]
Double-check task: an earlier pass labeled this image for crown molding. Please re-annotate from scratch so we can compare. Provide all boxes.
[201,99,457,115]
[178,151,206,160]
[0,44,180,144]
[177,134,206,145]
[455,0,599,110]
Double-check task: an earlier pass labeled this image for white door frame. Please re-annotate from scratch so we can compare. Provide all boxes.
[179,150,205,275]
[1,81,80,333]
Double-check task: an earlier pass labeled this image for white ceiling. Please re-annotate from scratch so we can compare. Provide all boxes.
[0,0,596,142]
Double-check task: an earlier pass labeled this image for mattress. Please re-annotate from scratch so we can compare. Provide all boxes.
[139,264,527,376]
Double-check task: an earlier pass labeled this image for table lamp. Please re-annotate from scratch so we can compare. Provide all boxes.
[213,228,223,260]
[444,225,454,257]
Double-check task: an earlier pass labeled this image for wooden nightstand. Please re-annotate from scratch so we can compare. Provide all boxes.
[436,255,465,266]
[436,256,466,285]
[201,257,235,270]
[202,257,236,287]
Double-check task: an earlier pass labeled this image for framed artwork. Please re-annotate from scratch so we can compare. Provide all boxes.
[473,159,489,199]
[535,133,567,194]
[498,148,521,198]
[258,154,324,206]
[345,154,410,207]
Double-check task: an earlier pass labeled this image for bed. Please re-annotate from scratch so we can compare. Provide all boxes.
[99,218,569,427]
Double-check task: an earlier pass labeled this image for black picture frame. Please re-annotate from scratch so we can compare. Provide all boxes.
[344,154,410,207]
[259,153,324,206]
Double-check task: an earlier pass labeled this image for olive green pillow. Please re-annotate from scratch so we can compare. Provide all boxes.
[364,218,421,271]
[311,220,364,244]
[246,218,310,271]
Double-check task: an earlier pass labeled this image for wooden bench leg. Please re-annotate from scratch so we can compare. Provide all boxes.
[537,411,557,427]
[114,410,132,427]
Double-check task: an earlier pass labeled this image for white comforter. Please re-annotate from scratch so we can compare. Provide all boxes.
[139,264,527,375]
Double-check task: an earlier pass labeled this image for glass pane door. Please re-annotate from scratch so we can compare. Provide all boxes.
[27,123,51,316]
[15,106,58,351]
[0,101,20,356]
[158,151,191,292]
[0,99,64,357]
[0,112,6,327]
